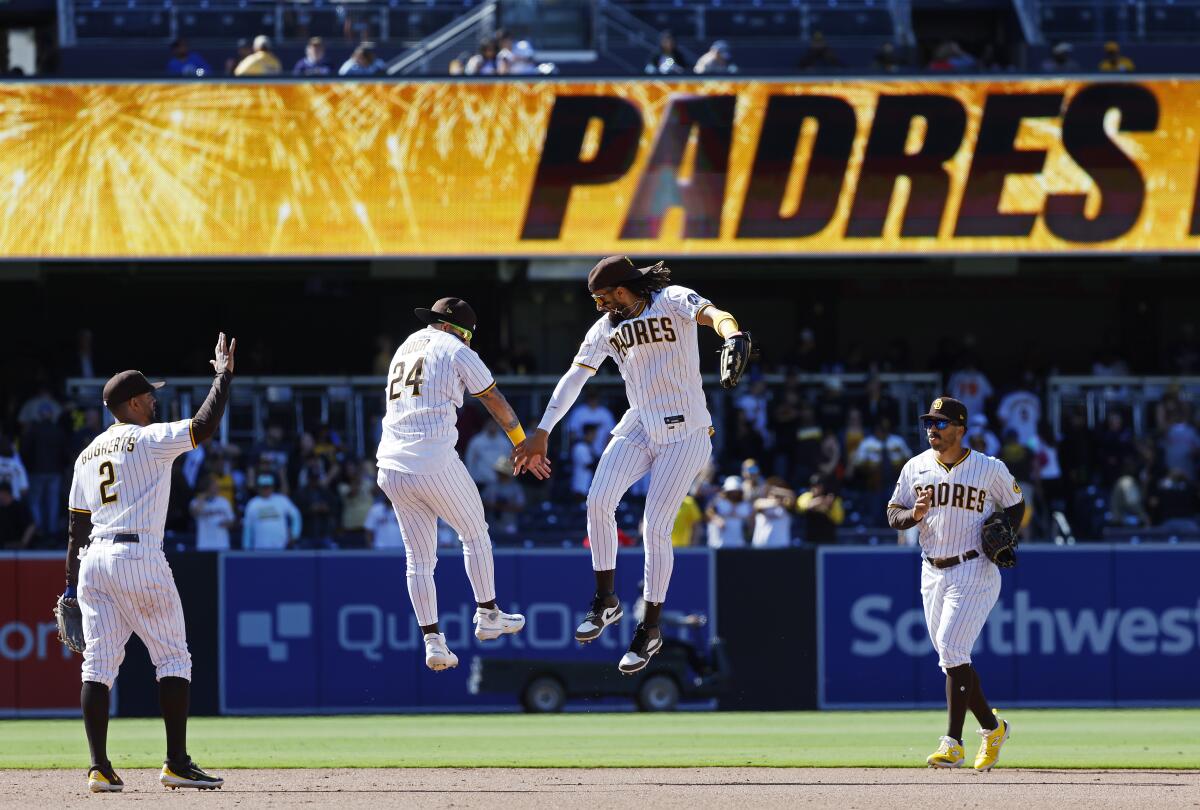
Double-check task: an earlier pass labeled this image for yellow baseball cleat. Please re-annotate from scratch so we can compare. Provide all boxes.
[926,736,965,768]
[974,711,1012,772]
[87,764,124,793]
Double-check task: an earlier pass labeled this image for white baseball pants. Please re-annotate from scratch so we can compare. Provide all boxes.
[586,421,711,604]
[78,541,192,689]
[920,554,1001,670]
[377,458,495,627]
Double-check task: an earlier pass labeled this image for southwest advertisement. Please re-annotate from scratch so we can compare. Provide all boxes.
[0,77,1195,258]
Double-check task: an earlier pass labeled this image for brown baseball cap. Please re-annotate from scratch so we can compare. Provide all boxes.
[102,370,166,408]
[587,256,659,293]
[921,396,968,426]
[414,297,477,332]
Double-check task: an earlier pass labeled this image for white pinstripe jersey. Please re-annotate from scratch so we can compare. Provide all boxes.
[889,448,1023,558]
[67,420,196,547]
[376,326,495,475]
[572,285,712,445]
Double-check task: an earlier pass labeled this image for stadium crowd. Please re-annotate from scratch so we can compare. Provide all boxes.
[4,329,1200,551]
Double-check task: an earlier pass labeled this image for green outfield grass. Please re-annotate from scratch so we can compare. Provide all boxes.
[2,710,1198,769]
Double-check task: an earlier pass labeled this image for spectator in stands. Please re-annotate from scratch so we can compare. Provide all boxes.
[793,404,824,487]
[251,423,291,491]
[243,474,301,550]
[796,473,844,544]
[966,413,1001,457]
[999,428,1034,489]
[859,375,898,433]
[1096,410,1135,487]
[465,38,501,75]
[672,488,704,547]
[873,42,902,74]
[363,488,403,549]
[694,40,737,75]
[730,410,767,472]
[817,430,842,482]
[928,41,976,72]
[567,391,615,455]
[736,379,770,442]
[815,378,847,432]
[1151,469,1199,533]
[769,388,802,479]
[1161,409,1200,482]
[17,383,61,430]
[293,459,338,548]
[997,378,1041,445]
[235,35,283,77]
[189,475,234,551]
[495,28,515,71]
[338,460,374,548]
[0,482,36,549]
[339,42,385,77]
[70,407,103,457]
[225,39,252,76]
[946,359,993,422]
[1058,408,1093,490]
[0,435,29,500]
[646,30,688,75]
[843,408,866,462]
[741,458,767,502]
[1041,42,1078,73]
[294,37,334,77]
[1109,458,1150,527]
[1099,41,1134,73]
[166,38,211,78]
[706,476,751,549]
[752,477,795,548]
[466,421,510,488]
[482,455,525,534]
[798,31,842,71]
[21,403,69,538]
[507,41,542,76]
[850,417,910,521]
[570,425,599,500]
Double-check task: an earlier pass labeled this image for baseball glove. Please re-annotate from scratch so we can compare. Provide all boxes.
[981,513,1018,568]
[718,331,753,389]
[54,595,86,655]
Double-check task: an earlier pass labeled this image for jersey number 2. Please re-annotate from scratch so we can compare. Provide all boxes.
[388,357,425,399]
[98,461,118,504]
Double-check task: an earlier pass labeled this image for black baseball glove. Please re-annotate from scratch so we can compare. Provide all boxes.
[718,331,753,389]
[981,512,1018,568]
[54,595,86,655]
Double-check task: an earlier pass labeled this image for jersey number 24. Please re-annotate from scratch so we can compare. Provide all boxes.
[388,357,425,399]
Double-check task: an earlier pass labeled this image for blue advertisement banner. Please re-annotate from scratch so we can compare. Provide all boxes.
[818,546,1200,708]
[220,549,715,714]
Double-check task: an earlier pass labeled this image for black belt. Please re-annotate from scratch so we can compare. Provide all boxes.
[925,550,979,569]
[113,534,139,544]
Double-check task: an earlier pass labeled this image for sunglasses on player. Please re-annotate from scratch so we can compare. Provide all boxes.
[922,418,952,431]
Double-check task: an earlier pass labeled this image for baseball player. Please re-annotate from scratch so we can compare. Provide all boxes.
[887,396,1024,771]
[60,333,234,793]
[513,256,751,674]
[376,298,550,672]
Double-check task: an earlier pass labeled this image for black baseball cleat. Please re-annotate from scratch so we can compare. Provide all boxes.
[160,759,224,790]
[575,593,623,643]
[618,622,663,675]
[87,763,124,793]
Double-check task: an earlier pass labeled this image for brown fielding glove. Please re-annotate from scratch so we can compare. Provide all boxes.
[981,512,1018,568]
[54,595,86,654]
[719,331,753,389]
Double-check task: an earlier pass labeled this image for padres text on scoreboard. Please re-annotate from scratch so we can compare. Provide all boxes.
[1,77,1198,258]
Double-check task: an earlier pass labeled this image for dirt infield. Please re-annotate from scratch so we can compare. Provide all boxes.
[8,768,1199,808]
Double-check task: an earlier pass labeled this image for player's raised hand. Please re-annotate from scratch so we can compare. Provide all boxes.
[513,429,551,479]
[210,332,237,375]
[913,489,932,521]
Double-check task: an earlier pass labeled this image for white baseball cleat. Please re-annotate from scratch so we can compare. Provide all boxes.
[575,594,623,643]
[473,607,526,641]
[424,633,459,671]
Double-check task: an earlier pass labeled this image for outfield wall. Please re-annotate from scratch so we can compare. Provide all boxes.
[4,546,1198,716]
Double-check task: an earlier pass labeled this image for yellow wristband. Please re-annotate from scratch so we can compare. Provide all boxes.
[716,315,739,337]
[505,424,527,446]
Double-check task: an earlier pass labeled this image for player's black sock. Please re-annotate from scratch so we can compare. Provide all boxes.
[967,666,998,730]
[476,600,497,610]
[594,570,616,604]
[81,681,110,767]
[159,677,190,765]
[642,601,663,630]
[945,664,972,745]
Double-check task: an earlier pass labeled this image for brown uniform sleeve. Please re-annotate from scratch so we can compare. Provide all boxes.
[65,511,93,587]
[191,370,234,445]
[1003,502,1025,531]
[887,504,921,531]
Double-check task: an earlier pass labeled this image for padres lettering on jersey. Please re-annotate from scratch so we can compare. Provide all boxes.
[573,285,711,445]
[68,420,196,546]
[889,449,1023,559]
[376,326,495,475]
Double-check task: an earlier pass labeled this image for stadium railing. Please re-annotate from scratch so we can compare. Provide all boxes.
[1047,375,1200,435]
